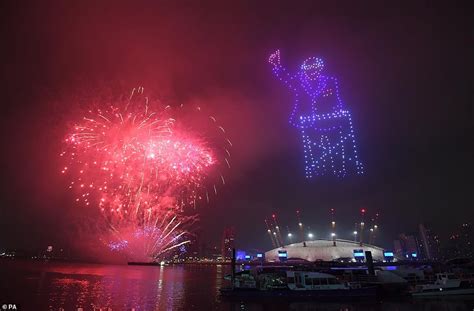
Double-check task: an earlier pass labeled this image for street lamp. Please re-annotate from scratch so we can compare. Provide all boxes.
[287,233,292,238]
[308,233,314,239]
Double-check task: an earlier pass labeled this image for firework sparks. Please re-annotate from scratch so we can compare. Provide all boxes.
[105,213,198,262]
[61,88,231,261]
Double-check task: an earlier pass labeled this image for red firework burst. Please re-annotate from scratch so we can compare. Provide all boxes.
[61,88,231,260]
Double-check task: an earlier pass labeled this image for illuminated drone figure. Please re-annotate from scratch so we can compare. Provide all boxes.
[269,50,364,178]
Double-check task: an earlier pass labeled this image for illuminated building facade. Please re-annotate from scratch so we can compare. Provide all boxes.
[446,223,473,259]
[265,239,386,262]
[393,234,419,259]
[418,223,441,260]
[221,227,235,260]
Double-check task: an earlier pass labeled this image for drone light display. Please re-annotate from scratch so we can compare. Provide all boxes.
[269,50,364,178]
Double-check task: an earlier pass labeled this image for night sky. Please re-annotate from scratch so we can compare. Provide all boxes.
[0,1,472,255]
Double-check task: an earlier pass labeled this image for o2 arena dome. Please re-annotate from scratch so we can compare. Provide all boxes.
[265,239,386,262]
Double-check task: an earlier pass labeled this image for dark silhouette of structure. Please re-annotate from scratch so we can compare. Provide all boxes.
[221,227,235,260]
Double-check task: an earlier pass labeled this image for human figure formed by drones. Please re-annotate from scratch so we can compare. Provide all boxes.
[269,50,364,178]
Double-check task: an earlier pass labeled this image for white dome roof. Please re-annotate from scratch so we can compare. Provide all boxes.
[265,239,386,262]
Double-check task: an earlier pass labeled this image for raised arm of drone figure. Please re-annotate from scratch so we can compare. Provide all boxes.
[268,50,297,90]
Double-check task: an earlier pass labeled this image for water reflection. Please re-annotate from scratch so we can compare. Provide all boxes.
[0,260,473,310]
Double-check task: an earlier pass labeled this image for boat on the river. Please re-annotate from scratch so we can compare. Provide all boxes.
[411,273,474,297]
[220,269,376,299]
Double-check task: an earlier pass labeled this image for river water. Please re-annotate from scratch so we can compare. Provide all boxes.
[1,260,473,310]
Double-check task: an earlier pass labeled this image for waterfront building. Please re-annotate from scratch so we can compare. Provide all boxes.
[445,223,474,259]
[418,223,441,260]
[393,234,419,259]
[265,239,388,262]
[221,227,235,260]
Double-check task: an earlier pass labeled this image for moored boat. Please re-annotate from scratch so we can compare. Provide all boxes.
[220,269,376,300]
[411,273,474,297]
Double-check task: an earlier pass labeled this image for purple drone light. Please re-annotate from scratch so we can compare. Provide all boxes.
[269,50,364,178]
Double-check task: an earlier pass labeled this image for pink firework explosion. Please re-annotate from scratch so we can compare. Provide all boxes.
[61,87,231,261]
